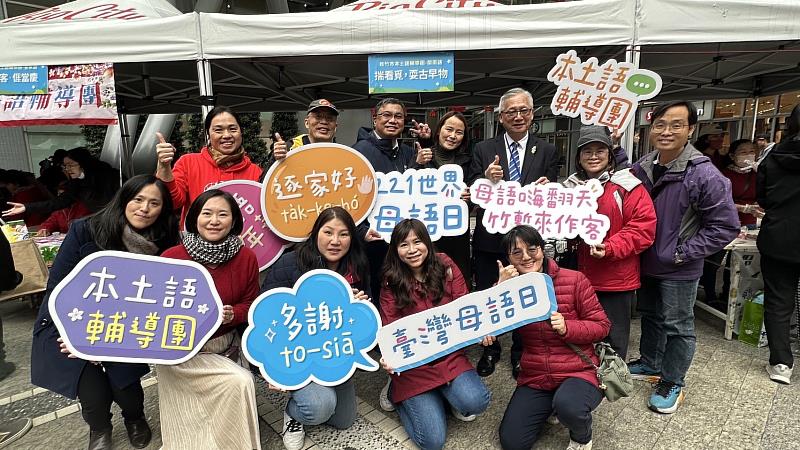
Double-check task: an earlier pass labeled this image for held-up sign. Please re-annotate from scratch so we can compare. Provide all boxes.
[369,165,468,242]
[378,272,557,373]
[215,180,289,271]
[547,49,662,131]
[262,144,378,242]
[49,251,223,365]
[470,179,610,245]
[243,270,382,390]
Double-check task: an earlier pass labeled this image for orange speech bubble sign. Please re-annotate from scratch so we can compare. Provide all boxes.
[261,143,378,242]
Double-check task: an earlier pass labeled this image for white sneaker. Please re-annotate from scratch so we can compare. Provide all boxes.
[766,363,793,385]
[282,411,305,450]
[566,439,592,450]
[379,378,395,412]
[450,405,476,422]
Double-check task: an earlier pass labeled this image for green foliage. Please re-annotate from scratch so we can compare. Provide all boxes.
[270,111,299,145]
[239,112,269,166]
[79,125,106,157]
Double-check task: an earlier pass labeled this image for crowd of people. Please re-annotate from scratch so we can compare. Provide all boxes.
[2,88,799,450]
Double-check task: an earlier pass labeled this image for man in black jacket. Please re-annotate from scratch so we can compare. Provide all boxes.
[469,87,560,378]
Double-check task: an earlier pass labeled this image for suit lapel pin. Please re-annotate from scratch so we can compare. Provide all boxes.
[531,146,537,155]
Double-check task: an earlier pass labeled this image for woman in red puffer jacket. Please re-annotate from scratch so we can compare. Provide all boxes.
[496,225,610,450]
[563,126,656,359]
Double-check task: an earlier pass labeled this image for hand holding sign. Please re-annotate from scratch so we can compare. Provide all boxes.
[273,133,287,161]
[485,155,503,182]
[243,270,381,390]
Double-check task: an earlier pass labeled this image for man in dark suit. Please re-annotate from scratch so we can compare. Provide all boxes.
[469,87,560,378]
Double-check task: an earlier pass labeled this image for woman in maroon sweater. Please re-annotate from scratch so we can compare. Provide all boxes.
[159,189,261,449]
[721,139,761,227]
[379,219,490,450]
[497,225,610,450]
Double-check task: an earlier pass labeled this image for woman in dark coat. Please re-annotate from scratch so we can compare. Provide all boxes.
[2,146,120,220]
[260,206,370,450]
[758,104,800,385]
[419,111,473,285]
[31,175,178,450]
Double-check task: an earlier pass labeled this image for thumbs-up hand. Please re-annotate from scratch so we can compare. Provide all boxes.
[497,259,519,284]
[485,154,503,182]
[415,141,433,165]
[273,133,288,161]
[155,132,175,181]
[155,132,175,166]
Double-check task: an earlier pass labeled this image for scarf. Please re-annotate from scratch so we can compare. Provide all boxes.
[563,170,611,188]
[122,225,160,255]
[182,232,242,266]
[207,145,245,168]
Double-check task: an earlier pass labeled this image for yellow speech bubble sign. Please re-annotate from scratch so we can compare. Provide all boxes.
[261,143,378,242]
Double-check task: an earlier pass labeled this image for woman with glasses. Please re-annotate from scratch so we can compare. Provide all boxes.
[563,126,656,359]
[496,225,610,450]
[379,219,491,450]
[155,106,263,228]
[2,146,119,223]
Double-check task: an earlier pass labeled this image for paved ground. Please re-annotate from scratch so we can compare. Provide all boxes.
[2,298,799,450]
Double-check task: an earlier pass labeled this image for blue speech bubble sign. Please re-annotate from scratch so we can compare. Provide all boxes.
[243,270,381,390]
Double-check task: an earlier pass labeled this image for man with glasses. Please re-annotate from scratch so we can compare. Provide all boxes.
[629,100,738,414]
[470,87,560,378]
[353,98,421,173]
[293,99,340,149]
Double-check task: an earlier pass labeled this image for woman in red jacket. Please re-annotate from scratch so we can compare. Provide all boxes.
[563,126,656,359]
[497,225,610,450]
[155,106,263,228]
[159,189,261,449]
[721,139,761,227]
[380,219,491,450]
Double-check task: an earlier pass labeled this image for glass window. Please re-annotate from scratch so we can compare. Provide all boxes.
[713,99,744,119]
[25,126,87,171]
[778,91,800,115]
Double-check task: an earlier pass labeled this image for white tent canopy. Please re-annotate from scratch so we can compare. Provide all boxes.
[0,0,201,66]
[198,0,636,60]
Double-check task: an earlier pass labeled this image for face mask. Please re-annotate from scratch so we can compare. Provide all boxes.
[734,155,754,170]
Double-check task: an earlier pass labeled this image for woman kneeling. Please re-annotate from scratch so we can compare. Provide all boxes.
[380,219,491,450]
[497,225,610,450]
[159,190,261,449]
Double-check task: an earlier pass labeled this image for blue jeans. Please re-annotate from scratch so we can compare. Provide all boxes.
[637,276,699,386]
[287,379,356,429]
[395,370,491,450]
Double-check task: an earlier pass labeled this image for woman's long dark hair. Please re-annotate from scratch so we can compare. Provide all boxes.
[382,219,446,312]
[431,111,471,164]
[90,175,178,252]
[501,225,551,275]
[296,207,369,286]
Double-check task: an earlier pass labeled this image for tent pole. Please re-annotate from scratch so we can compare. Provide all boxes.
[750,96,759,141]
[197,59,214,122]
[117,113,130,186]
[624,44,641,160]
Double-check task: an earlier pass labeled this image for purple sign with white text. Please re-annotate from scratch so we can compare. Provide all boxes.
[49,251,223,365]
[215,180,290,271]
